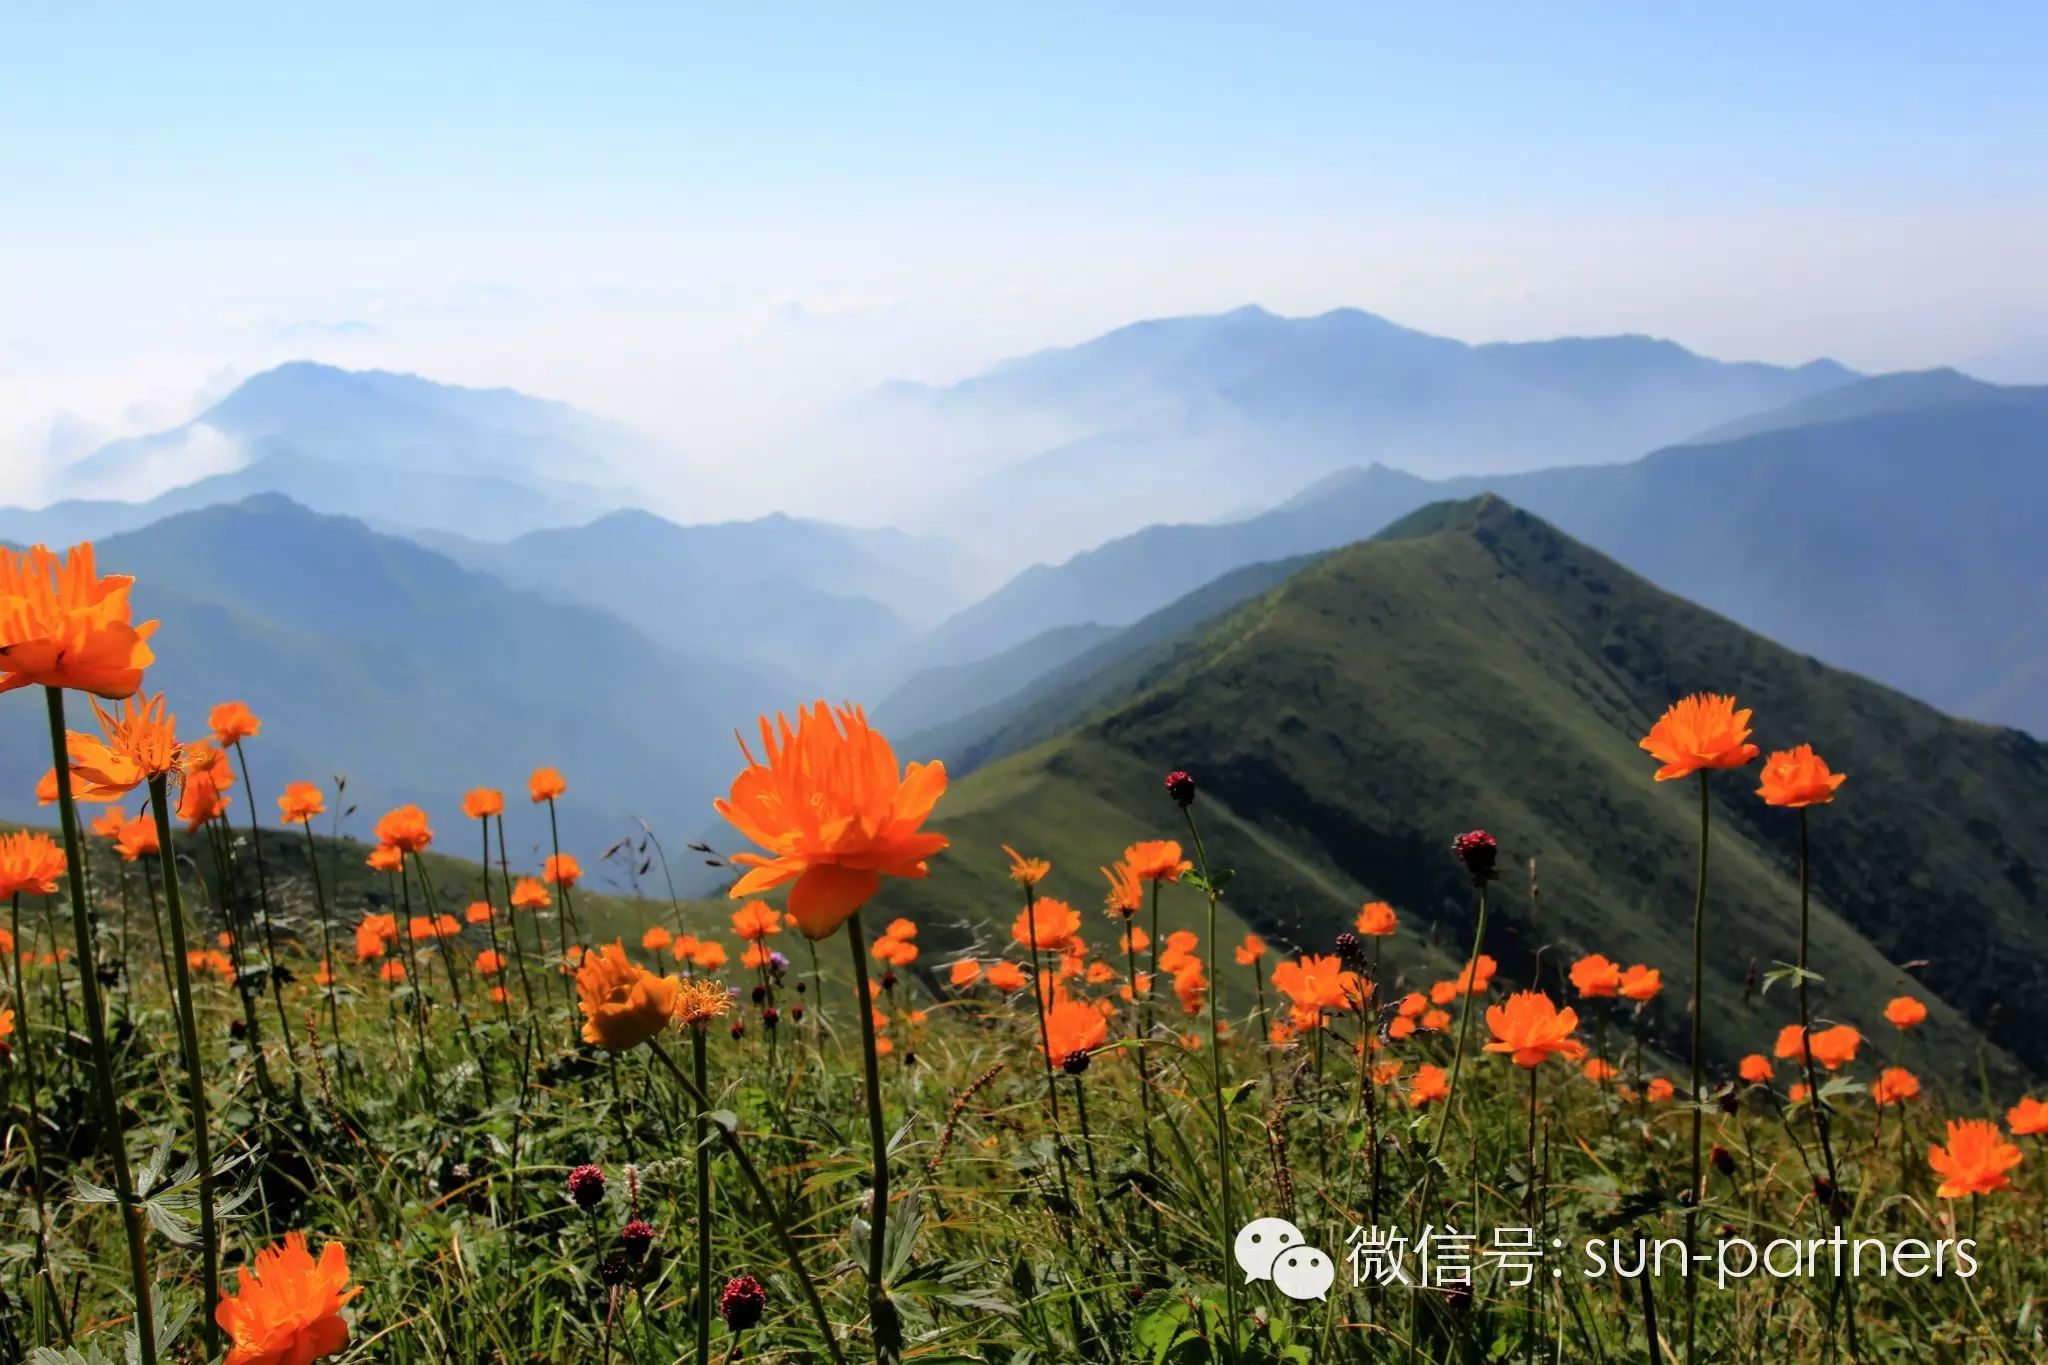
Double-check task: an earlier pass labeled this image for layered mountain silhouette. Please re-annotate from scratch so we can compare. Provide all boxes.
[899,372,2048,737]
[882,499,2048,1084]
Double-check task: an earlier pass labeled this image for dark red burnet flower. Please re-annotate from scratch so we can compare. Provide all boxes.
[1451,830,1499,884]
[720,1273,767,1330]
[567,1163,607,1210]
[1163,769,1197,808]
[620,1218,655,1261]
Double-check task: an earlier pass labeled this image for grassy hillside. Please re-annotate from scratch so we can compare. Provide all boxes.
[885,497,2048,1089]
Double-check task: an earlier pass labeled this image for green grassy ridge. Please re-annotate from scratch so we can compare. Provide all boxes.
[887,496,2048,1092]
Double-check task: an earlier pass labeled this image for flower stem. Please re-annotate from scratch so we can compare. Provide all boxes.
[1178,803,1236,1364]
[1794,807,1857,1358]
[694,1025,714,1365]
[232,740,299,1083]
[1430,879,1490,1167]
[300,817,345,1071]
[845,909,898,1363]
[44,687,156,1364]
[1683,771,1708,1365]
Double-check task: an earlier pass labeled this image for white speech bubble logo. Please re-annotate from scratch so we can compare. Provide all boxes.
[1271,1245,1336,1302]
[1233,1217,1306,1282]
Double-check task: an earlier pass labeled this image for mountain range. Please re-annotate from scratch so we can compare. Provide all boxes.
[877,498,2048,1086]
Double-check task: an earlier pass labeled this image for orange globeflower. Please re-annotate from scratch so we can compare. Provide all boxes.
[379,960,407,983]
[373,804,433,854]
[1739,1054,1774,1085]
[1003,845,1050,887]
[1043,997,1110,1070]
[90,804,125,839]
[1355,901,1398,937]
[1646,1077,1676,1103]
[213,1230,358,1365]
[1583,1057,1618,1083]
[1619,965,1662,1002]
[1872,1067,1921,1107]
[1483,991,1587,1068]
[731,901,782,941]
[209,700,261,747]
[1570,954,1622,998]
[874,936,919,966]
[1928,1119,2024,1199]
[1234,933,1267,966]
[462,787,504,820]
[949,959,983,988]
[35,768,57,804]
[1272,954,1364,1018]
[1124,839,1191,883]
[365,844,402,873]
[1012,898,1082,952]
[1173,961,1207,1016]
[529,767,567,802]
[114,814,159,862]
[1808,1025,1862,1071]
[689,940,729,971]
[715,702,948,940]
[1639,693,1759,781]
[543,853,581,888]
[576,941,683,1051]
[2006,1098,2048,1136]
[1410,1064,1450,1108]
[1884,996,1928,1030]
[509,877,550,910]
[0,831,66,897]
[884,917,917,940]
[1756,744,1846,808]
[1100,860,1144,918]
[406,916,440,943]
[1157,930,1199,975]
[277,781,325,825]
[65,693,182,798]
[642,925,673,952]
[465,901,494,925]
[475,950,506,977]
[986,961,1028,992]
[0,542,158,697]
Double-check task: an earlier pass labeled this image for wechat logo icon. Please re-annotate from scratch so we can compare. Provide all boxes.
[1235,1217,1336,1302]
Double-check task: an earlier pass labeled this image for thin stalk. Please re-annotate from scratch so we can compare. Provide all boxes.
[232,740,298,1080]
[9,891,60,1330]
[845,909,897,1363]
[1178,802,1236,1364]
[299,817,345,1065]
[494,815,537,1014]
[1684,773,1707,1365]
[1429,880,1491,1165]
[44,687,156,1364]
[1794,807,1857,1358]
[694,1026,714,1365]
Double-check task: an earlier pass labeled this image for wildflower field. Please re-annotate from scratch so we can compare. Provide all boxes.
[4,538,2046,1365]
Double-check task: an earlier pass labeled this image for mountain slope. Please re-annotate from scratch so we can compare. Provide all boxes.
[912,377,2048,735]
[5,362,639,541]
[0,496,771,857]
[881,499,2048,1087]
[862,304,1854,559]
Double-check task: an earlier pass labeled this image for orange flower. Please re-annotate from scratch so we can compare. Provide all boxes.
[1410,1064,1450,1108]
[1788,1083,1810,1103]
[1811,1025,1861,1070]
[1646,1077,1676,1103]
[1003,845,1050,887]
[1234,933,1267,966]
[1123,839,1191,883]
[642,925,673,952]
[1271,954,1364,1017]
[1156,930,1199,975]
[1583,1057,1618,1083]
[1883,996,1928,1030]
[874,936,919,966]
[209,700,262,747]
[949,959,982,988]
[715,702,947,940]
[1756,743,1846,808]
[1268,1019,1297,1046]
[66,693,182,798]
[177,744,234,830]
[0,831,66,899]
[1396,991,1427,1020]
[884,917,917,940]
[213,1230,358,1365]
[354,914,396,961]
[35,768,56,804]
[1355,901,1398,937]
[406,916,440,942]
[465,901,494,925]
[673,976,734,1029]
[670,933,701,961]
[1085,959,1116,984]
[1483,991,1586,1068]
[543,853,581,888]
[1100,860,1144,918]
[475,949,506,977]
[90,804,125,839]
[1,1006,13,1041]
[313,959,333,987]
[2005,1098,2048,1137]
[529,767,566,802]
[986,961,1027,992]
[114,814,159,862]
[0,542,158,697]
[1871,1067,1920,1107]
[1173,961,1207,1016]
[1043,997,1110,1069]
[1739,1054,1774,1085]
[731,902,782,941]
[1012,898,1082,951]
[373,804,433,854]
[690,941,729,971]
[576,941,683,1051]
[1570,954,1622,998]
[509,877,550,910]
[277,781,325,825]
[1419,1007,1451,1032]
[1928,1119,2023,1199]
[1639,693,1759,781]
[365,845,402,873]
[462,787,505,820]
[742,942,773,970]
[379,960,407,983]
[1618,965,1661,1002]
[489,986,508,1004]
[1372,1060,1404,1085]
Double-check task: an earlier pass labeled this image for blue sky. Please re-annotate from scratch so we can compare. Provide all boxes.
[2,3,2044,502]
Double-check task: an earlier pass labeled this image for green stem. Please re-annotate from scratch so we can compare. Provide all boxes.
[845,909,898,1362]
[1178,803,1236,1364]
[45,687,156,1364]
[1794,807,1856,1358]
[232,740,298,1080]
[148,774,219,1354]
[495,815,537,1015]
[300,817,345,1066]
[694,1026,714,1365]
[1430,880,1491,1165]
[1684,772,1708,1365]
